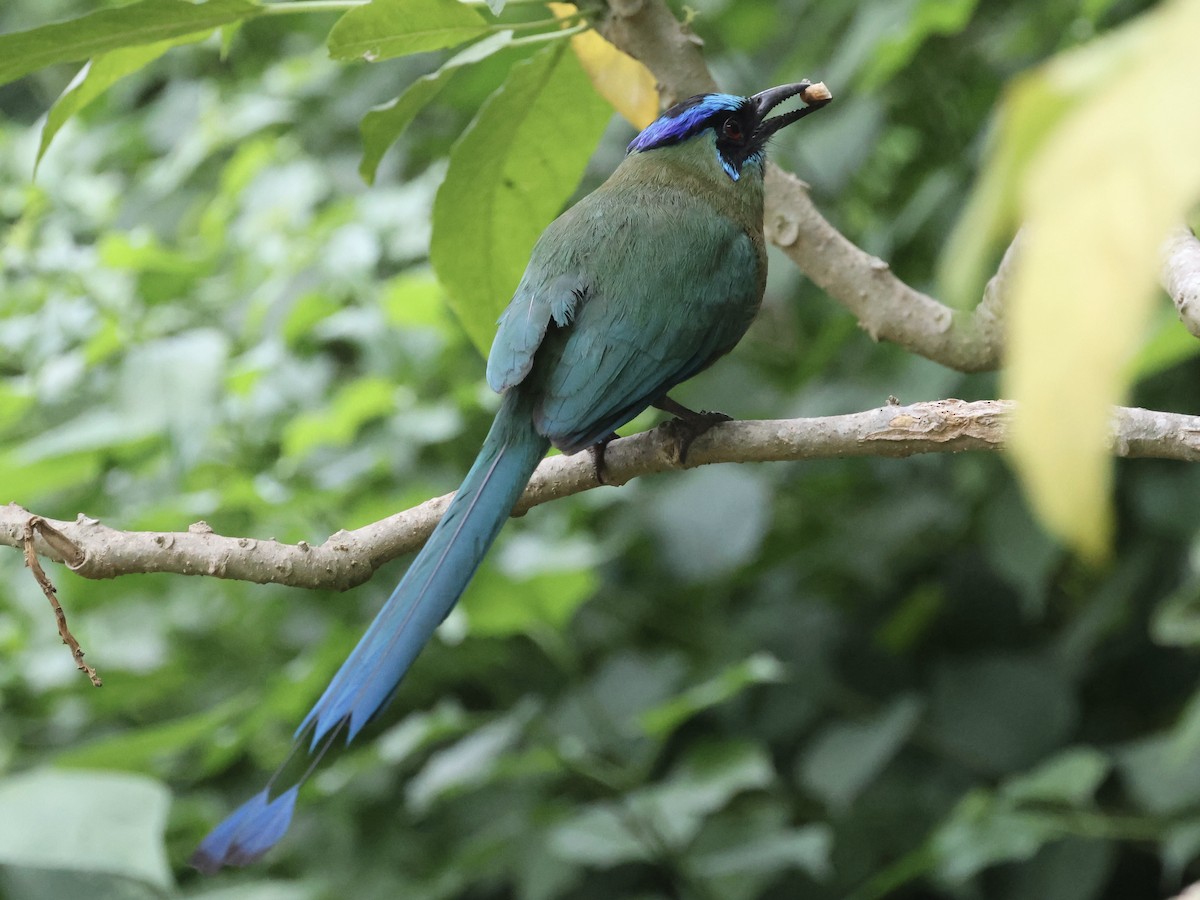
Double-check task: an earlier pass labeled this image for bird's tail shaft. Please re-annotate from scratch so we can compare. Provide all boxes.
[191,389,549,873]
[300,387,550,742]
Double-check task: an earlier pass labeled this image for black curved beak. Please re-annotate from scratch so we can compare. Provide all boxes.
[752,81,832,142]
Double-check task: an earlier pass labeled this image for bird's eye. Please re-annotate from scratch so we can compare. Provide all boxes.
[722,117,743,141]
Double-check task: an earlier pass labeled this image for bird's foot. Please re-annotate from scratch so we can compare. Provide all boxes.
[588,432,621,485]
[653,396,731,465]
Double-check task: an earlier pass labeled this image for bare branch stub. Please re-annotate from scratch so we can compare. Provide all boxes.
[1162,226,1200,339]
[22,516,101,687]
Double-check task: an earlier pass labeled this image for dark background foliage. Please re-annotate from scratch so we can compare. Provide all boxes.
[3,0,1200,898]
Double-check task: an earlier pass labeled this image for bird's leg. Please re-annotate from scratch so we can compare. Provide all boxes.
[652,395,732,464]
[588,432,621,485]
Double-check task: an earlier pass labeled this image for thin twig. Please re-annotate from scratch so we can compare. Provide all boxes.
[22,517,101,686]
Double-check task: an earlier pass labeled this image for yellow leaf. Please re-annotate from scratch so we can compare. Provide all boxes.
[1002,0,1200,559]
[548,2,658,128]
[939,12,1152,306]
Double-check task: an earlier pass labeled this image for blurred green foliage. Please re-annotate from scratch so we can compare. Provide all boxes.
[2,0,1199,898]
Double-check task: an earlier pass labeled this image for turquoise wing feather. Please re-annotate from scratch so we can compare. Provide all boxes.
[489,179,762,453]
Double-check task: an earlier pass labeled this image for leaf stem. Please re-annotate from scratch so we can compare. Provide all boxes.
[507,21,588,44]
[258,0,561,11]
[503,12,588,32]
[259,0,365,14]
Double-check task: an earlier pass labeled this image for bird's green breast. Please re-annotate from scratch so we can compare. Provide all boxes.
[602,135,768,295]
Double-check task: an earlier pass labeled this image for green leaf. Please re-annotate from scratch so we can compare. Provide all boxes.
[859,0,980,90]
[0,0,262,89]
[1131,301,1200,380]
[0,448,102,500]
[640,652,785,738]
[54,705,240,775]
[931,789,1063,883]
[1151,580,1200,647]
[928,655,1077,775]
[189,884,325,900]
[998,839,1115,900]
[550,741,775,864]
[798,694,923,811]
[0,770,172,895]
[37,32,211,171]
[691,825,832,884]
[405,701,537,813]
[649,467,772,581]
[1001,747,1111,806]
[328,0,490,63]
[375,699,471,766]
[281,376,397,458]
[1118,731,1200,815]
[461,562,597,636]
[380,268,451,329]
[430,41,612,354]
[359,30,520,184]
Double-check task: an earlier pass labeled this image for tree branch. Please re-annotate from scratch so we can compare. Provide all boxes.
[6,400,1199,590]
[599,0,1007,373]
[1163,226,1200,339]
[602,2,1200,373]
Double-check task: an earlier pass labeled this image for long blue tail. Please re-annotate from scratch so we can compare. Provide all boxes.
[191,390,550,873]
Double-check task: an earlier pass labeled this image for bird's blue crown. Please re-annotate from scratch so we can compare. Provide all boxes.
[627,93,747,154]
[626,93,764,182]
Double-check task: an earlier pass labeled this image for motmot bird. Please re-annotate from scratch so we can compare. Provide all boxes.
[192,80,831,872]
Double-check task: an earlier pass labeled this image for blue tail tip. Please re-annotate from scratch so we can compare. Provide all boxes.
[190,786,299,874]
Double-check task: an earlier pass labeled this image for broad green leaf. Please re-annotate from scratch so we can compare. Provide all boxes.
[37,32,211,171]
[380,268,450,329]
[0,0,261,89]
[938,14,1152,306]
[0,383,34,432]
[649,466,772,581]
[1118,731,1200,815]
[931,789,1063,883]
[996,839,1115,900]
[640,652,785,738]
[282,291,343,346]
[691,825,832,885]
[1002,0,1200,559]
[406,702,537,813]
[461,563,597,635]
[54,705,240,774]
[859,0,980,90]
[550,741,775,864]
[430,42,611,354]
[929,655,1077,775]
[1001,747,1110,806]
[328,0,490,63]
[0,770,172,894]
[622,740,776,838]
[359,30,520,184]
[548,4,658,128]
[281,376,397,458]
[375,699,471,765]
[1151,581,1200,647]
[0,449,102,499]
[1132,302,1200,379]
[190,884,324,900]
[798,694,923,811]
